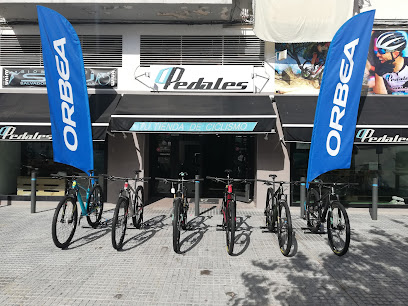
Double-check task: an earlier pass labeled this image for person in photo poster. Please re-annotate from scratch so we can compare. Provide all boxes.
[371,31,408,94]
[310,42,330,72]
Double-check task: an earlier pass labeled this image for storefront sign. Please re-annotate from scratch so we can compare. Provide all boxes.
[3,67,117,88]
[0,125,52,141]
[130,122,257,132]
[151,65,253,92]
[355,128,408,143]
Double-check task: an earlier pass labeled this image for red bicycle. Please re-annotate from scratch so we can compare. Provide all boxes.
[207,170,252,255]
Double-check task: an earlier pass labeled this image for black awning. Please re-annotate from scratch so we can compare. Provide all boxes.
[275,95,408,144]
[110,95,276,134]
[0,93,120,141]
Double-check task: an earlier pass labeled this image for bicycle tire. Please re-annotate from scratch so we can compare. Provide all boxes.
[306,188,320,232]
[265,189,274,232]
[132,185,144,229]
[111,197,128,250]
[327,201,350,256]
[226,200,236,255]
[86,185,104,228]
[52,196,78,249]
[277,200,293,256]
[173,197,182,253]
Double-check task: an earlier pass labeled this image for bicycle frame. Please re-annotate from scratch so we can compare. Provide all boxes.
[69,176,97,216]
[222,176,235,222]
[310,183,342,223]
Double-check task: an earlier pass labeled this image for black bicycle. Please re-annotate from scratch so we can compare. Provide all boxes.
[306,180,356,256]
[107,170,149,250]
[207,170,252,255]
[156,172,197,253]
[259,174,294,256]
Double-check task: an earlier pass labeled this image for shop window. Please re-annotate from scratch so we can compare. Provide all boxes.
[290,143,408,206]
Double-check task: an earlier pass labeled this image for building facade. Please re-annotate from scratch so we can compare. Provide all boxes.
[0,0,407,208]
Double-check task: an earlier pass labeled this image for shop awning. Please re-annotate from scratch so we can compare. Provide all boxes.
[275,95,408,144]
[0,93,120,141]
[110,95,276,134]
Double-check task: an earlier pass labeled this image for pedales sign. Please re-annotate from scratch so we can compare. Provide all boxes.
[151,65,254,92]
[3,67,117,88]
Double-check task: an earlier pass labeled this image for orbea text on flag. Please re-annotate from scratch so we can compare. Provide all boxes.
[37,6,93,175]
[306,10,375,186]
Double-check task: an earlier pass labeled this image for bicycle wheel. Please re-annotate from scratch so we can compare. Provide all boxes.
[111,197,128,250]
[327,201,350,256]
[172,197,182,253]
[226,200,236,255]
[277,200,293,256]
[86,185,104,228]
[265,189,274,232]
[52,196,78,249]
[132,186,144,229]
[306,188,320,232]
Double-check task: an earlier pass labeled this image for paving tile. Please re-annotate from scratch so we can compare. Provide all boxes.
[0,201,407,305]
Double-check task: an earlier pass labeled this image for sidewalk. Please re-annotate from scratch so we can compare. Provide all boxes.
[0,200,407,305]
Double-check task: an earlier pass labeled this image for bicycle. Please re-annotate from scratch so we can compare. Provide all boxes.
[51,171,104,249]
[207,170,252,255]
[155,172,197,253]
[300,59,325,85]
[258,174,294,256]
[305,180,356,256]
[107,170,150,250]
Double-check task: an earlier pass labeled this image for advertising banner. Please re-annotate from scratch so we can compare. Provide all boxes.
[306,10,375,186]
[149,65,254,92]
[275,42,331,94]
[37,5,94,174]
[276,29,408,96]
[3,67,117,88]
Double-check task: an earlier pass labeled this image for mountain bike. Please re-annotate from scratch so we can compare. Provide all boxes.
[51,171,104,249]
[207,170,252,255]
[155,172,198,253]
[258,174,294,256]
[306,180,356,256]
[107,170,150,250]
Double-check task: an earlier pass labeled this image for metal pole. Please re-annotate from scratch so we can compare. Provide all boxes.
[31,169,37,213]
[300,177,306,218]
[370,176,378,220]
[195,175,200,217]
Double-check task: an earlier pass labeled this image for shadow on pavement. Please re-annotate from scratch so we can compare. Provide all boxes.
[67,220,112,250]
[230,223,408,306]
[231,216,253,256]
[119,215,169,251]
[179,215,211,254]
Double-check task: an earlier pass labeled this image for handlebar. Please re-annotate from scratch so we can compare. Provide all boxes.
[155,177,197,184]
[104,174,150,182]
[51,174,99,180]
[206,176,255,184]
[308,181,359,187]
[257,179,300,185]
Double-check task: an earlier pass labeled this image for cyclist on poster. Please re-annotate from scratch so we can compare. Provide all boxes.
[372,31,408,94]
